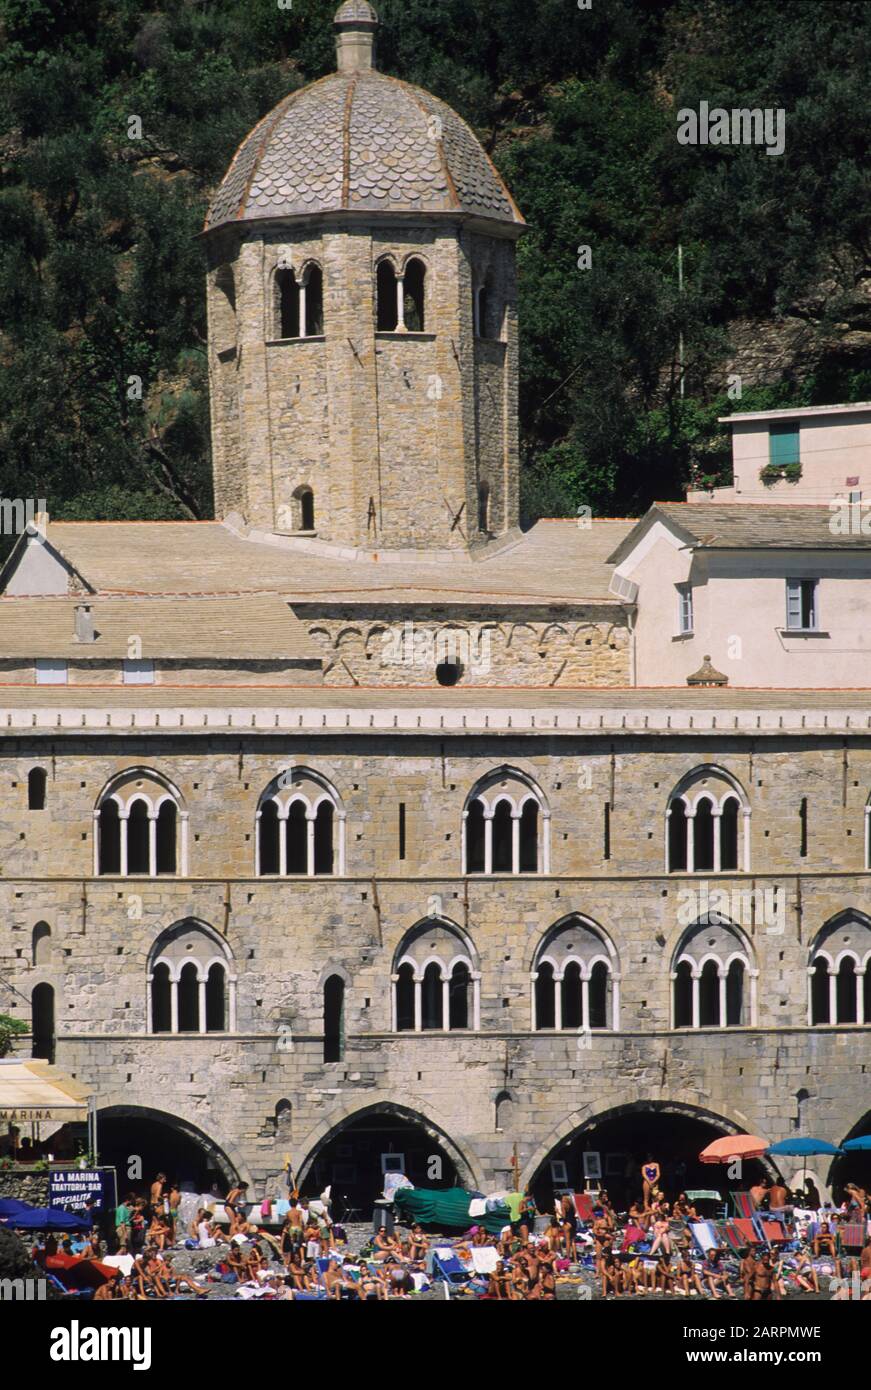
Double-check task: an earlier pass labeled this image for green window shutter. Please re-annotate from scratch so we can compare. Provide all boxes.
[769,423,800,468]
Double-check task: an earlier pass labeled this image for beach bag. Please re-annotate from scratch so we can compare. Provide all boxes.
[260,1199,271,1219]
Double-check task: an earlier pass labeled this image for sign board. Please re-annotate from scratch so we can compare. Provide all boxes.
[49,1167,117,1215]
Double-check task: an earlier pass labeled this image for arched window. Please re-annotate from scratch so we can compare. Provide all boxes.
[396,962,415,1032]
[561,960,583,1030]
[205,964,226,1033]
[31,983,55,1063]
[808,912,871,1025]
[535,961,556,1029]
[478,483,490,533]
[465,799,486,872]
[293,486,315,532]
[178,962,199,1033]
[155,802,177,875]
[256,770,344,877]
[286,801,307,874]
[672,918,754,1029]
[377,260,398,331]
[275,264,323,339]
[495,1090,514,1132]
[393,919,478,1032]
[448,962,470,1030]
[674,961,693,1028]
[667,769,749,873]
[98,797,121,875]
[32,922,50,968]
[421,962,442,1030]
[277,268,300,339]
[147,919,235,1035]
[463,768,548,875]
[693,798,715,873]
[95,772,184,877]
[151,962,172,1034]
[28,767,46,811]
[323,975,345,1062]
[314,802,334,875]
[492,799,513,872]
[532,916,619,1031]
[304,266,323,336]
[403,258,426,332]
[259,800,280,875]
[126,800,150,875]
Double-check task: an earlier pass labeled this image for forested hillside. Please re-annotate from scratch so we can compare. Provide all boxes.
[0,0,869,531]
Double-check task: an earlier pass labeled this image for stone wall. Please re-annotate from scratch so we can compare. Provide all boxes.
[0,727,869,1191]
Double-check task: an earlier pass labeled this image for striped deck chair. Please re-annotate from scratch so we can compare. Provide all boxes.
[732,1191,757,1219]
[837,1221,866,1253]
[757,1218,791,1246]
[725,1217,761,1250]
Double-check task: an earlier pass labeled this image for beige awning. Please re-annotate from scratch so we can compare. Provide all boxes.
[0,1059,92,1124]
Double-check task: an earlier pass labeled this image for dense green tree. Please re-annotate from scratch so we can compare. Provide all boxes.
[0,0,869,534]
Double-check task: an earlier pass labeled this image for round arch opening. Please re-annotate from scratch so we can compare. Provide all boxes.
[528,1102,774,1211]
[299,1106,465,1219]
[96,1106,240,1197]
[828,1110,871,1200]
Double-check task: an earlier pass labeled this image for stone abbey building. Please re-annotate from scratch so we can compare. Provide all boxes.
[1,3,869,1210]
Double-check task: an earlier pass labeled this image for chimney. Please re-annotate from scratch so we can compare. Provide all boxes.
[334,0,378,74]
[74,603,96,644]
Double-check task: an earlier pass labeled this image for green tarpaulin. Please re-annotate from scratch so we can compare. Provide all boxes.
[394,1186,511,1236]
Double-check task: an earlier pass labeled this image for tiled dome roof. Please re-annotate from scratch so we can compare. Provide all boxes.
[206,37,522,232]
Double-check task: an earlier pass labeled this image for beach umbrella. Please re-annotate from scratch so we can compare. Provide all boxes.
[699,1135,768,1164]
[765,1138,843,1157]
[842,1136,871,1151]
[766,1137,844,1190]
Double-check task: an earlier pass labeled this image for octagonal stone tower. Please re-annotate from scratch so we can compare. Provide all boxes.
[204,1,524,551]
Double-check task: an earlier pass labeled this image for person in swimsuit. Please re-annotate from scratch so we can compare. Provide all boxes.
[641,1156,661,1205]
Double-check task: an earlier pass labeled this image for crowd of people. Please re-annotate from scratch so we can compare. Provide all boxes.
[14,1160,871,1301]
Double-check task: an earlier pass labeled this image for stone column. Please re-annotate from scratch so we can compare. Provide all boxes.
[306,813,316,877]
[147,812,157,877]
[198,975,207,1034]
[483,810,494,875]
[554,974,563,1031]
[170,978,179,1035]
[511,812,520,874]
[119,810,129,877]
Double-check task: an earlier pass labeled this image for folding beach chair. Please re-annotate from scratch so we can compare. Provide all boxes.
[732,1191,757,1220]
[726,1217,761,1249]
[432,1247,471,1285]
[688,1221,720,1255]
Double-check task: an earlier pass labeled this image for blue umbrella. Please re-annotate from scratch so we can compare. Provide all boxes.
[0,1200,87,1230]
[765,1138,843,1157]
[842,1136,871,1151]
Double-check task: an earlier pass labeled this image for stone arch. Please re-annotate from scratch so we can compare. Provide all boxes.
[96,1100,250,1189]
[520,1096,776,1193]
[294,1096,481,1192]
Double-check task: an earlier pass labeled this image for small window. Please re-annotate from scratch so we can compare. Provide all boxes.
[676,583,693,635]
[786,578,818,631]
[478,483,490,533]
[304,266,323,336]
[123,659,155,685]
[36,660,67,685]
[769,422,800,469]
[300,489,314,532]
[403,259,426,332]
[28,767,47,810]
[276,268,300,339]
[377,261,398,331]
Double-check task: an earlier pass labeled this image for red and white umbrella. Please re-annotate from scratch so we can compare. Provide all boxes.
[699,1134,768,1164]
